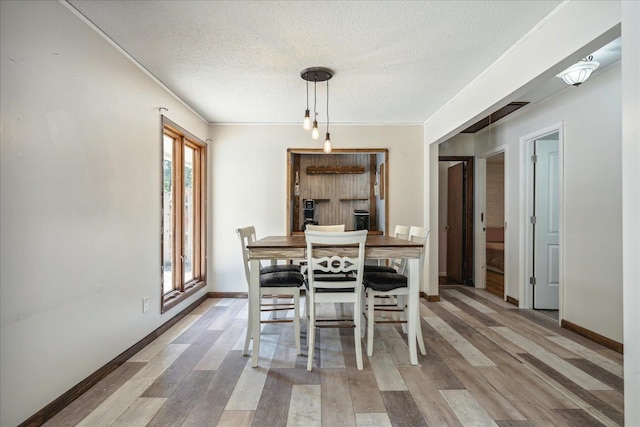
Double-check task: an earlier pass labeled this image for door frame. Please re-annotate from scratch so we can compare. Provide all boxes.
[439,156,474,285]
[475,145,508,298]
[519,123,564,318]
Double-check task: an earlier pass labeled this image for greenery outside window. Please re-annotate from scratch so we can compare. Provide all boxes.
[162,117,207,312]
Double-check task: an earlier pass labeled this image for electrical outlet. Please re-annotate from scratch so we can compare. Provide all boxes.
[143,297,149,313]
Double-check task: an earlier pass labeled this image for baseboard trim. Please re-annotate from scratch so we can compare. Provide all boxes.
[561,319,623,354]
[208,291,248,298]
[506,296,519,306]
[19,294,208,427]
[421,291,440,302]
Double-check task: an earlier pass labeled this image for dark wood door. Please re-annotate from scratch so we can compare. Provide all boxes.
[447,162,464,283]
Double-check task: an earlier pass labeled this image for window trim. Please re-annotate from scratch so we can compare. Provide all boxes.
[161,117,207,313]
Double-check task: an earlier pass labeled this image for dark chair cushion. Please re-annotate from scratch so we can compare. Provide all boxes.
[364,272,407,292]
[261,264,301,274]
[260,271,305,287]
[364,265,397,274]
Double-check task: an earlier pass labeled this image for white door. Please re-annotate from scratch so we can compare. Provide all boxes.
[533,136,560,309]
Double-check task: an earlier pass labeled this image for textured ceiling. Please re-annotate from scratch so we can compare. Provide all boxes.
[67,0,564,124]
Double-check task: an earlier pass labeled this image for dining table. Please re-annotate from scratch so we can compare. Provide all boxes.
[246,233,424,368]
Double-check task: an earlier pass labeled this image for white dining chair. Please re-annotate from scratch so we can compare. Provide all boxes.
[363,226,429,357]
[236,226,304,357]
[305,229,367,371]
[364,224,409,274]
[305,224,346,232]
[302,224,347,316]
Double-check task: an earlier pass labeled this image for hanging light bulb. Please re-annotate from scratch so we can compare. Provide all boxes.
[323,79,331,152]
[303,110,311,130]
[302,77,311,130]
[312,121,319,140]
[324,133,332,153]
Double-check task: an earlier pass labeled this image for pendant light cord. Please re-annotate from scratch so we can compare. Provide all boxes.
[326,80,330,133]
[313,77,317,119]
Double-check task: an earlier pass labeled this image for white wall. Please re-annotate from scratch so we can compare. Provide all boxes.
[622,1,640,423]
[208,124,424,293]
[0,2,209,425]
[476,65,622,341]
[439,134,475,157]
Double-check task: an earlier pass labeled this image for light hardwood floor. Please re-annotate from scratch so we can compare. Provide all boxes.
[45,285,624,426]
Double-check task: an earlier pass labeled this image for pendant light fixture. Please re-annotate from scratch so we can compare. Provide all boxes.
[556,55,599,87]
[301,67,333,149]
[303,79,311,130]
[324,78,332,153]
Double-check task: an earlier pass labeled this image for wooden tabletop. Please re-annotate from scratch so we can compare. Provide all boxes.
[247,234,423,260]
[247,234,422,249]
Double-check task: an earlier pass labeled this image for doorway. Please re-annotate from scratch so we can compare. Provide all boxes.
[485,152,505,298]
[520,126,562,316]
[531,132,560,310]
[439,156,474,285]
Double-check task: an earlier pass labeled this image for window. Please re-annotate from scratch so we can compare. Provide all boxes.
[162,117,207,312]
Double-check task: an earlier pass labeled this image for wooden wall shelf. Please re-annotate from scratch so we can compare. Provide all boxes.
[306,165,365,175]
[339,198,369,202]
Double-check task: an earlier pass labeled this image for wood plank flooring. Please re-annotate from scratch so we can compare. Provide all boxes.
[44,286,624,426]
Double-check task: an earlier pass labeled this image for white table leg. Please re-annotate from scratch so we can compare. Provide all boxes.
[407,258,419,365]
[250,259,261,368]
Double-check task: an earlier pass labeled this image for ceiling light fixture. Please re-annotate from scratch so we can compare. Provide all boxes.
[301,67,333,149]
[556,55,599,87]
[324,78,331,153]
[303,78,311,130]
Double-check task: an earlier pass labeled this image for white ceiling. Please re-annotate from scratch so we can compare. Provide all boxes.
[67,1,582,125]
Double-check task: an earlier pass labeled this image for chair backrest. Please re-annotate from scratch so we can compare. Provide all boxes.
[305,224,346,232]
[305,230,367,291]
[236,226,257,288]
[387,227,430,276]
[393,225,410,240]
[408,226,430,245]
[384,225,410,274]
[409,226,430,277]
